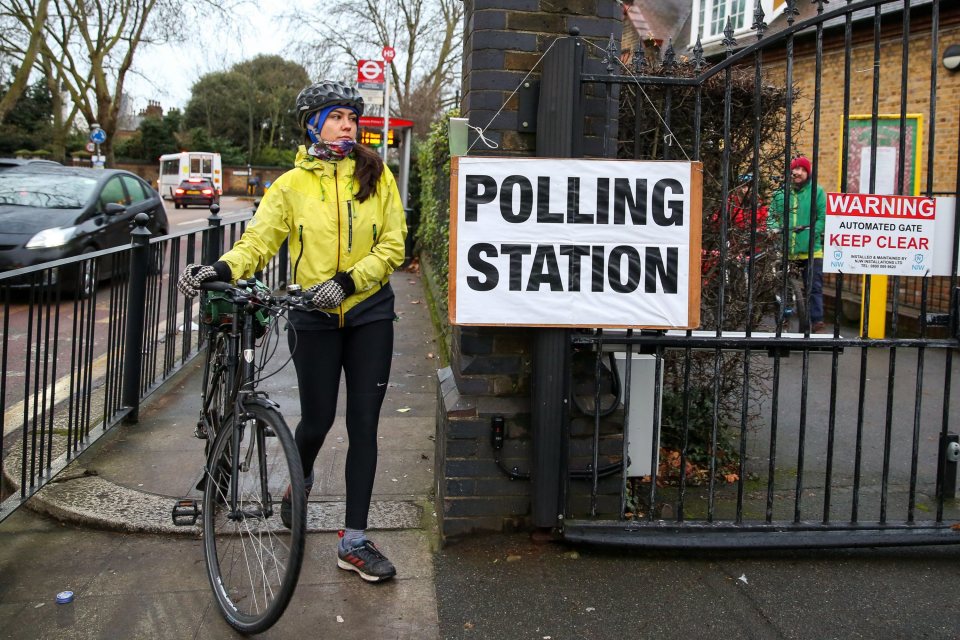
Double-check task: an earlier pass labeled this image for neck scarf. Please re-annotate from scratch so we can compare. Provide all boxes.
[308,138,356,161]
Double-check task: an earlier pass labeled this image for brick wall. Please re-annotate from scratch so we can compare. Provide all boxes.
[437,0,623,540]
[762,16,960,196]
[761,11,960,328]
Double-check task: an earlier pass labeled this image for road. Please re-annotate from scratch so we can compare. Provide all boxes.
[1,197,257,436]
[162,195,256,231]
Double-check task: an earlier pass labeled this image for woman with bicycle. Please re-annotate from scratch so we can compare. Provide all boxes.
[177,80,406,583]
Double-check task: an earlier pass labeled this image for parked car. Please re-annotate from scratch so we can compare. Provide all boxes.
[0,165,169,296]
[173,178,219,208]
[0,157,61,172]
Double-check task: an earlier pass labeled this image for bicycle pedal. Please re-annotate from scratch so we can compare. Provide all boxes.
[171,499,200,526]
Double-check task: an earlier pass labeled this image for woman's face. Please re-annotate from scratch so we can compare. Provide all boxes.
[320,108,358,142]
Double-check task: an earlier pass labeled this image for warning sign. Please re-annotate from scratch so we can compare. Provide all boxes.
[824,192,936,276]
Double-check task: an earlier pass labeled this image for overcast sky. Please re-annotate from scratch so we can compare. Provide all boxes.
[124,4,290,113]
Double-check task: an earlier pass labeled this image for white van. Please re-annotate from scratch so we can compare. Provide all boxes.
[157,152,222,200]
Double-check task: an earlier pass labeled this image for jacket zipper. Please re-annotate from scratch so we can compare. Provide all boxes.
[347,200,354,253]
[373,223,377,243]
[333,165,344,327]
[292,224,304,285]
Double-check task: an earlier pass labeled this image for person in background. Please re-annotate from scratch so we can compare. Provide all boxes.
[176,80,407,582]
[768,156,827,333]
[727,173,769,232]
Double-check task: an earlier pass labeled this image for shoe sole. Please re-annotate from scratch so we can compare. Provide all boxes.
[337,558,396,582]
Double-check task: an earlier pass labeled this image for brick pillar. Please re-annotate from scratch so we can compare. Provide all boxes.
[436,0,623,540]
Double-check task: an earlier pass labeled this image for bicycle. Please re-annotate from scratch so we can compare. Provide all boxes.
[701,226,810,333]
[171,278,310,634]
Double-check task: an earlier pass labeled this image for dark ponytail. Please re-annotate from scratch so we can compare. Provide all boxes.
[352,143,384,203]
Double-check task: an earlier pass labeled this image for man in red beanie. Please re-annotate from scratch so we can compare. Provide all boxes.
[769,155,827,332]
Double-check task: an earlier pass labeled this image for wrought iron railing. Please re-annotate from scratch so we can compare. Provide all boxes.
[536,0,960,547]
[0,208,286,522]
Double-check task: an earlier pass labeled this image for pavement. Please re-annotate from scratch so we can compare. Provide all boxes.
[0,270,444,639]
[4,271,960,639]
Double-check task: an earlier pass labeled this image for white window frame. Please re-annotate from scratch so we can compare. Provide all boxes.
[690,0,786,44]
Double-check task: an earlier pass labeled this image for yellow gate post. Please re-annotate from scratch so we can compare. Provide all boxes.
[860,274,888,338]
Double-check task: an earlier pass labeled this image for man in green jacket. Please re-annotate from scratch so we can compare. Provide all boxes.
[768,155,827,332]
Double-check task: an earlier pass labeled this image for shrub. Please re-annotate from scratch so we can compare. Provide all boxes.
[416,109,457,316]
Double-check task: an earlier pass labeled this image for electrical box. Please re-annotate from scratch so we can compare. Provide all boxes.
[613,353,662,477]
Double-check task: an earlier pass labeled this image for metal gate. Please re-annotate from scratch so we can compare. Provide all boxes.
[534,0,960,548]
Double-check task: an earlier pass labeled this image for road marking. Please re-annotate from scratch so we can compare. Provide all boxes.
[176,218,208,226]
[3,309,191,436]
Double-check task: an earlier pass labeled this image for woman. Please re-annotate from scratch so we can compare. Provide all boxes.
[177,80,407,582]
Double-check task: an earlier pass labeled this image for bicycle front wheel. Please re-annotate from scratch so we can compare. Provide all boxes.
[789,276,809,333]
[202,402,306,634]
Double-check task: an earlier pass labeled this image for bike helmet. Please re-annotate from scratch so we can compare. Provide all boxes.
[295,81,364,129]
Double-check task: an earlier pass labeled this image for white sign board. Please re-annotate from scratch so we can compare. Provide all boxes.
[449,157,702,328]
[824,192,936,276]
[931,197,959,276]
[859,146,897,195]
[357,88,384,106]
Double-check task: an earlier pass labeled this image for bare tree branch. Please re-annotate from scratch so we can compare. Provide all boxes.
[0,0,48,120]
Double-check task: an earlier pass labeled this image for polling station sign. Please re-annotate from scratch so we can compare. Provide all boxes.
[449,157,702,328]
[824,192,936,276]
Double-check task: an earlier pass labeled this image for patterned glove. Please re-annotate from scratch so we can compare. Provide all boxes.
[307,279,347,309]
[306,272,355,309]
[177,264,220,298]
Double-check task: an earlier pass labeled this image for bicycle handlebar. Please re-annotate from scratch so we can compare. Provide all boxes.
[201,281,233,293]
[200,280,311,312]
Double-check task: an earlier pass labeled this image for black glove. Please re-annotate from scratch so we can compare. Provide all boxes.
[306,272,355,309]
[177,262,231,297]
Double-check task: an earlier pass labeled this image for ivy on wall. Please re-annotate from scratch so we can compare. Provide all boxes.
[415,109,457,319]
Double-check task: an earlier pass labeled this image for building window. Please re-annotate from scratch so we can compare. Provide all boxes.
[694,0,784,43]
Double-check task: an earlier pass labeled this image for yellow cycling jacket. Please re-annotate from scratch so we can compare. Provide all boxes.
[219,146,407,325]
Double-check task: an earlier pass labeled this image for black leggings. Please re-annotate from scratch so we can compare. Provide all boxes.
[287,320,393,530]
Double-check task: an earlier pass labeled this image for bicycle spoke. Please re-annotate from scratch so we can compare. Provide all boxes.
[202,406,304,634]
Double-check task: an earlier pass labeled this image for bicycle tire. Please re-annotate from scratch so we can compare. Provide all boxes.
[202,402,306,634]
[789,276,809,333]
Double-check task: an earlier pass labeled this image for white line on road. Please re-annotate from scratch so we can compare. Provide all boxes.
[2,309,194,436]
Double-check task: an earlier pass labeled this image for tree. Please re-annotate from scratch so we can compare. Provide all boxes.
[0,0,236,163]
[291,0,463,137]
[0,0,48,121]
[0,76,53,154]
[184,55,309,163]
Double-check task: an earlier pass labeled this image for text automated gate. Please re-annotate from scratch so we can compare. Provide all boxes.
[534,0,960,548]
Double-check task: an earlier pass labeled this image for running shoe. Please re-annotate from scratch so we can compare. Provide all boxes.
[337,539,397,582]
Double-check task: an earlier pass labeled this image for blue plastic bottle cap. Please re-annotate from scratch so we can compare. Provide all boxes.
[56,591,74,604]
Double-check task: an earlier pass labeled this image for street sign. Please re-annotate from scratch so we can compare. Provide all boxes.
[357,59,385,84]
[89,128,107,144]
[357,87,384,106]
[382,46,395,63]
[85,141,95,153]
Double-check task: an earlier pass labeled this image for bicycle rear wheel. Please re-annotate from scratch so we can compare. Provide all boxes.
[202,402,306,634]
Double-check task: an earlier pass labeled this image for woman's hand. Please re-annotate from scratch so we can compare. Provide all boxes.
[177,264,220,298]
[306,272,356,309]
